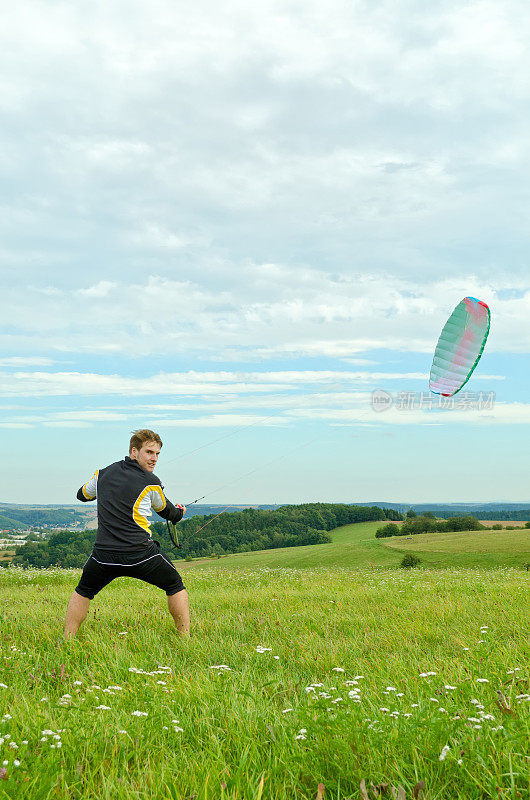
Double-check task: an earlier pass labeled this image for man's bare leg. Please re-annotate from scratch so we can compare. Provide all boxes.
[167,589,190,636]
[64,590,90,638]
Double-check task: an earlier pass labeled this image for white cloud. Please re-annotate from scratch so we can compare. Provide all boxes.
[0,270,528,360]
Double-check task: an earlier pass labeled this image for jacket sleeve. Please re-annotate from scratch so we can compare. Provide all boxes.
[149,486,184,524]
[77,470,99,502]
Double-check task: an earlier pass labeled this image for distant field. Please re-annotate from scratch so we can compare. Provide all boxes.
[384,529,530,556]
[175,521,530,572]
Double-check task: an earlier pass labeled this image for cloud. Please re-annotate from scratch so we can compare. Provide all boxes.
[1,270,529,361]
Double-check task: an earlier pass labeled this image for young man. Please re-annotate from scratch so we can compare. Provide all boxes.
[64,429,190,638]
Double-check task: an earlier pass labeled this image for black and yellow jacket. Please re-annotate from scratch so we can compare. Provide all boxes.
[77,456,183,551]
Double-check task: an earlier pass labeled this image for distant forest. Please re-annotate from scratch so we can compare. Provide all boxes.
[8,503,402,568]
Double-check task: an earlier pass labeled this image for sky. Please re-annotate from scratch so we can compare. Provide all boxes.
[1,0,530,505]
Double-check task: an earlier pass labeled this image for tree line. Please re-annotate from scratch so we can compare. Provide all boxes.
[375,511,486,538]
[7,503,402,568]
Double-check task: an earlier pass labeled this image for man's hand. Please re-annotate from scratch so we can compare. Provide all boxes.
[176,503,186,516]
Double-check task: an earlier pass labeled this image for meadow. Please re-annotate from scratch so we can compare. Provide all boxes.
[0,523,528,799]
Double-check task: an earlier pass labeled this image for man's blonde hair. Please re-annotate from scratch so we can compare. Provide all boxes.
[129,429,163,454]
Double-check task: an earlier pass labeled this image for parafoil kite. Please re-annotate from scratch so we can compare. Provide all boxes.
[429,296,491,397]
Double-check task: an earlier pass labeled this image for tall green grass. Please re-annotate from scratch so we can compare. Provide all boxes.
[0,563,528,799]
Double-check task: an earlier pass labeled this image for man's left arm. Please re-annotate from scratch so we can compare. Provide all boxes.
[149,486,185,524]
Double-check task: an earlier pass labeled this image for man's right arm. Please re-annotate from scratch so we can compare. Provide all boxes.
[76,470,99,502]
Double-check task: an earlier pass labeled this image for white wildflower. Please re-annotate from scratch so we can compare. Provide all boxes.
[95,705,111,710]
[131,710,148,717]
[476,678,489,684]
[439,745,450,761]
[332,667,344,673]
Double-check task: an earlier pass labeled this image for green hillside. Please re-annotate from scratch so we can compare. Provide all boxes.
[174,521,530,571]
[0,513,28,530]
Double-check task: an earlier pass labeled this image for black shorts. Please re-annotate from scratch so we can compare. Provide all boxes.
[75,541,185,600]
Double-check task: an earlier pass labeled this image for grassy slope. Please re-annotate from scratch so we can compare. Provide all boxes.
[174,522,530,572]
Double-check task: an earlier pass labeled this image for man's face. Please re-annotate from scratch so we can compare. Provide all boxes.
[130,441,161,472]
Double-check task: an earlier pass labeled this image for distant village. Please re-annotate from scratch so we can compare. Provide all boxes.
[0,519,87,549]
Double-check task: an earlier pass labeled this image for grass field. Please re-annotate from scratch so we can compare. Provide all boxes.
[0,524,529,800]
[174,522,530,572]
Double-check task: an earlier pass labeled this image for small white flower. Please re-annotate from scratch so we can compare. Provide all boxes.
[282,708,293,713]
[439,745,450,762]
[118,730,127,734]
[3,715,11,720]
[385,686,397,692]
[14,759,20,767]
[157,681,166,685]
[95,705,111,710]
[173,726,184,733]
[379,707,390,713]
[444,685,457,690]
[118,632,127,636]
[457,759,463,765]
[463,647,470,651]
[131,710,148,717]
[2,760,7,766]
[430,698,439,703]
[476,678,489,684]
[21,741,28,745]
[109,686,122,691]
[8,742,18,749]
[273,655,280,660]
[332,667,344,673]
[73,681,82,686]
[0,684,7,689]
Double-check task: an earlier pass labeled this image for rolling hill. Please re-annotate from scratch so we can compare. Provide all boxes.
[174,521,530,571]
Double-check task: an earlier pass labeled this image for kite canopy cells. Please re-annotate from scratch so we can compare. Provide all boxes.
[429,296,491,397]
